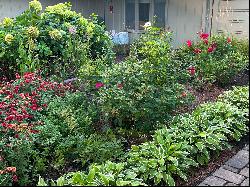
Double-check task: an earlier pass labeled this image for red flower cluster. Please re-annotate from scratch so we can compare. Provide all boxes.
[1,72,75,183]
[187,66,196,76]
[95,82,124,90]
[194,48,202,54]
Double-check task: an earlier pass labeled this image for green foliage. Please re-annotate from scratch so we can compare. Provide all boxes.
[42,86,249,186]
[217,86,249,110]
[38,161,145,186]
[31,92,124,173]
[172,33,249,87]
[130,25,188,84]
[0,0,114,79]
[89,59,192,132]
[127,130,197,186]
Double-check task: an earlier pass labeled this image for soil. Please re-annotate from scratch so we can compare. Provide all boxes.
[175,69,249,186]
[175,134,249,186]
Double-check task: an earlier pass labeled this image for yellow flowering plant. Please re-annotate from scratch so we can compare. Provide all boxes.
[0,0,114,79]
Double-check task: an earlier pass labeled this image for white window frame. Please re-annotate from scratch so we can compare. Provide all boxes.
[123,0,168,33]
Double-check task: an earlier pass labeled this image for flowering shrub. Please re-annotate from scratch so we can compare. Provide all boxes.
[89,59,192,132]
[0,0,114,79]
[172,32,249,87]
[0,72,73,185]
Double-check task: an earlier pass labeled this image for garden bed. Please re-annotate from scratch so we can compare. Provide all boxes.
[0,1,249,186]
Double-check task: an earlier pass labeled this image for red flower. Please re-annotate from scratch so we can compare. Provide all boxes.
[1,122,7,128]
[14,134,19,138]
[29,129,40,134]
[181,92,187,97]
[194,48,202,54]
[117,83,123,89]
[30,104,38,111]
[186,40,192,47]
[211,43,217,49]
[203,39,208,45]
[187,67,196,76]
[208,46,214,53]
[42,103,48,108]
[15,73,21,79]
[12,175,18,182]
[25,79,31,84]
[95,82,104,89]
[6,167,16,173]
[200,33,209,40]
[227,37,231,43]
[5,115,15,121]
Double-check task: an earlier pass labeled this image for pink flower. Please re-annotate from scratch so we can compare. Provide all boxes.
[69,27,77,35]
[203,39,208,45]
[200,33,209,40]
[186,40,192,47]
[227,37,231,43]
[95,82,104,89]
[15,73,21,79]
[194,48,202,54]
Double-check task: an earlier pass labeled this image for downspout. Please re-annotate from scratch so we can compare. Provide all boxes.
[104,0,106,25]
[205,0,211,33]
[209,0,215,35]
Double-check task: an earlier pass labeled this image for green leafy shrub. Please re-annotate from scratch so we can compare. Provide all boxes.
[130,25,188,84]
[89,59,192,132]
[0,0,114,79]
[172,32,249,87]
[217,86,249,110]
[169,101,248,165]
[32,92,124,173]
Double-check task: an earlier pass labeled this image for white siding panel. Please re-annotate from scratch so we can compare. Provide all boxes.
[167,0,206,47]
[0,0,98,21]
[212,0,249,38]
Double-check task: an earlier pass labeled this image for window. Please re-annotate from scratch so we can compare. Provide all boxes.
[139,0,150,29]
[154,0,166,28]
[125,0,135,29]
[125,0,167,31]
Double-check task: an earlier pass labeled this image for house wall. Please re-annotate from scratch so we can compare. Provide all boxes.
[167,0,206,46]
[0,0,103,21]
[211,0,249,38]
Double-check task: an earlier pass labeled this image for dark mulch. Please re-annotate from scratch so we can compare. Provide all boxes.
[175,69,249,186]
[176,134,249,186]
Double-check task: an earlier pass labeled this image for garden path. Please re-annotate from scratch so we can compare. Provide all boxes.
[197,144,249,186]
